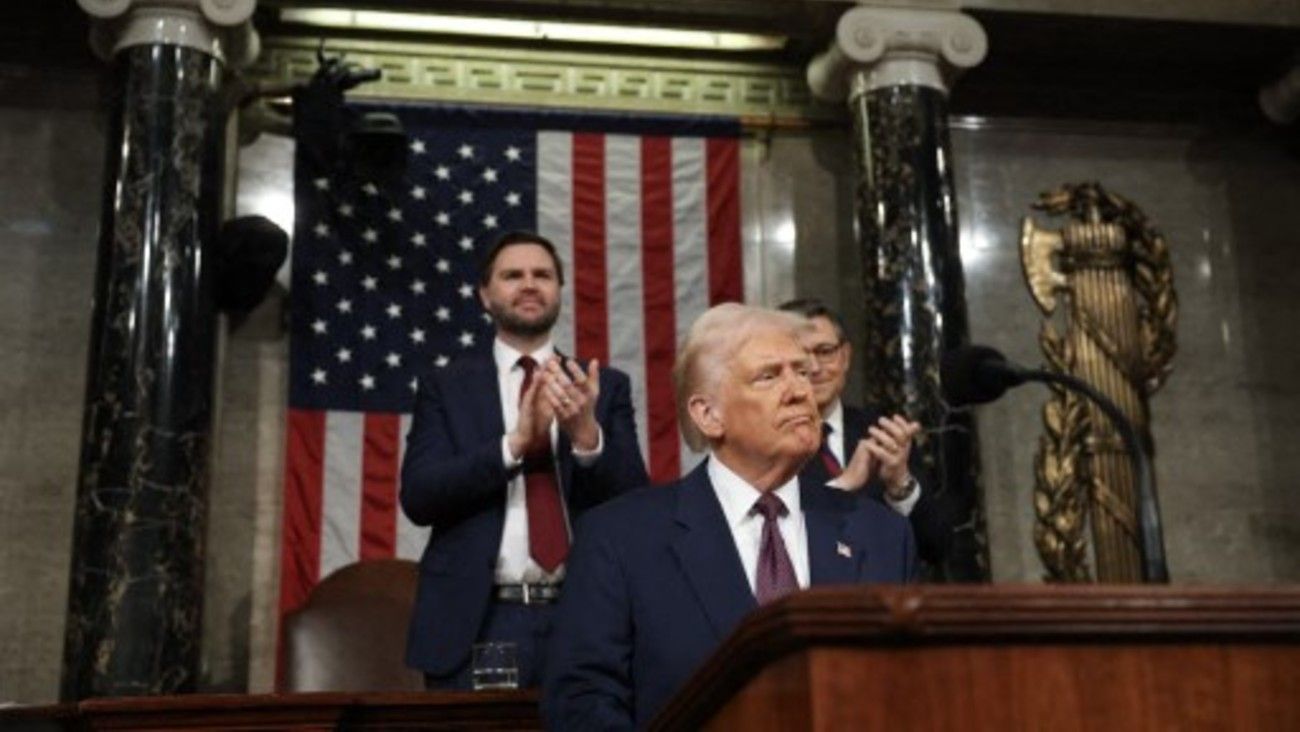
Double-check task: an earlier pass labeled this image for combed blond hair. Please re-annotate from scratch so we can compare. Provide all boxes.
[672,303,810,451]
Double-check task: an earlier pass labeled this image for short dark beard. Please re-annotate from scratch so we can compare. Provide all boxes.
[489,300,560,338]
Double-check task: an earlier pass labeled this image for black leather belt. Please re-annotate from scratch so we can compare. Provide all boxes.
[494,583,562,605]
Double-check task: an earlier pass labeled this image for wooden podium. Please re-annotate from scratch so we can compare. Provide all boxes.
[651,585,1300,731]
[7,586,1298,730]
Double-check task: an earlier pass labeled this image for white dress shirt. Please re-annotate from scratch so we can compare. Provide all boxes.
[708,455,810,594]
[492,338,602,584]
[823,399,921,516]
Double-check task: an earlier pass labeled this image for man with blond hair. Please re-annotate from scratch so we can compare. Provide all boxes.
[544,303,916,730]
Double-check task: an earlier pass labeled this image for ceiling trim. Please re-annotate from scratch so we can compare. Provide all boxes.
[251,36,844,121]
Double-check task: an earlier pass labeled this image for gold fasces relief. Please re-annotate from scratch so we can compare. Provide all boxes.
[1019,183,1178,583]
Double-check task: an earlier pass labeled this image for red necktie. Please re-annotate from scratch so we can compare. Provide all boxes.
[819,423,843,478]
[518,356,569,572]
[753,493,799,605]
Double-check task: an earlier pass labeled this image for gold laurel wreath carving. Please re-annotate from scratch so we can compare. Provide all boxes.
[1033,323,1092,582]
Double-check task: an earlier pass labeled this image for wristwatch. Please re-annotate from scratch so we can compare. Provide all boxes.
[886,474,919,502]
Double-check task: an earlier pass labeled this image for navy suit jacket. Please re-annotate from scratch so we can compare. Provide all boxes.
[400,350,648,676]
[801,403,954,566]
[543,460,916,730]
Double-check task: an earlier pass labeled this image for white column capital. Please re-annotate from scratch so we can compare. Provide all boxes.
[79,0,260,68]
[807,4,987,102]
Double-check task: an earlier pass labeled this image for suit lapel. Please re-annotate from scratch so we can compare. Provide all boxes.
[670,463,757,640]
[466,355,505,442]
[841,404,871,457]
[802,478,862,586]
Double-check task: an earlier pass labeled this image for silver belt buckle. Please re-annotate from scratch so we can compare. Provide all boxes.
[521,583,532,605]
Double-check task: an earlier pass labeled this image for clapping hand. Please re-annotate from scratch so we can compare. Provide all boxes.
[507,373,556,460]
[835,415,921,498]
[540,357,601,451]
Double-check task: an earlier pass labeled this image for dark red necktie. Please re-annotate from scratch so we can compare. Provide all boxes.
[518,356,568,572]
[753,492,799,605]
[819,422,843,478]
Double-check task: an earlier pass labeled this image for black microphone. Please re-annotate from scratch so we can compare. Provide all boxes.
[939,344,1031,406]
[941,344,1170,583]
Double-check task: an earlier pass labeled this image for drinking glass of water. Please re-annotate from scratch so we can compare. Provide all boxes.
[471,641,519,690]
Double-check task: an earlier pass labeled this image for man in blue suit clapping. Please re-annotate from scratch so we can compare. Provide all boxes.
[545,303,916,730]
[401,231,648,689]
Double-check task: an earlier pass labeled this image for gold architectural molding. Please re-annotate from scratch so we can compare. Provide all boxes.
[250,36,839,122]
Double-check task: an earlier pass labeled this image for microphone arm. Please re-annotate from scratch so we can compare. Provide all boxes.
[1019,366,1170,583]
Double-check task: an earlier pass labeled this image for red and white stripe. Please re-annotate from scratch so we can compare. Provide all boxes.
[278,130,741,620]
[278,411,430,616]
[540,131,742,482]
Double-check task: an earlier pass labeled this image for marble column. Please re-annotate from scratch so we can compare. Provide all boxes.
[808,6,989,580]
[63,0,257,700]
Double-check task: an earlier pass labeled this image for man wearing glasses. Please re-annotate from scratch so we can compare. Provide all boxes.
[779,298,952,566]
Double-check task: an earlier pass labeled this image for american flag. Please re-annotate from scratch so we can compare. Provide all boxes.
[277,103,743,621]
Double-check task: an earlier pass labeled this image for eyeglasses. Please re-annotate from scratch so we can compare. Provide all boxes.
[808,341,844,363]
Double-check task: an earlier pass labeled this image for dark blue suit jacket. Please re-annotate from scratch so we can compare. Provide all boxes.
[400,351,648,676]
[543,460,916,730]
[801,403,954,566]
